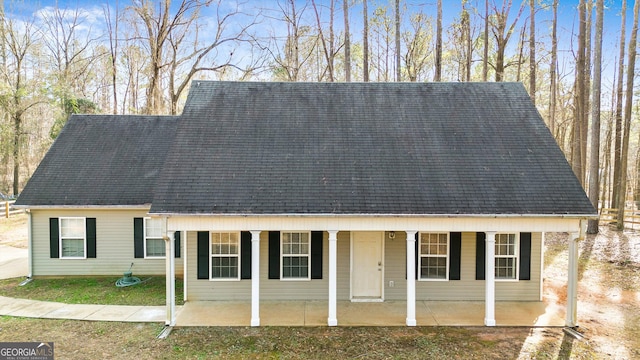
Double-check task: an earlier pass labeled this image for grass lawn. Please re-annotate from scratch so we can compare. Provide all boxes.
[0,277,183,306]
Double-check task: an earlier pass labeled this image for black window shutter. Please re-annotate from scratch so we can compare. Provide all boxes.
[49,218,59,258]
[311,231,323,279]
[241,231,252,279]
[174,231,181,258]
[133,218,144,258]
[268,231,280,279]
[449,232,462,280]
[86,218,97,258]
[476,232,486,280]
[197,231,209,279]
[519,232,532,280]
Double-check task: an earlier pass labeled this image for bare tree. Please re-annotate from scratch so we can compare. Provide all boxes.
[266,0,319,82]
[311,0,337,81]
[571,0,587,185]
[0,13,42,195]
[612,0,626,214]
[402,11,433,82]
[343,0,350,81]
[363,0,369,82]
[528,0,535,104]
[395,0,401,81]
[434,0,442,81]
[617,0,640,229]
[104,2,120,114]
[482,0,489,81]
[548,0,558,135]
[488,0,525,82]
[587,0,603,234]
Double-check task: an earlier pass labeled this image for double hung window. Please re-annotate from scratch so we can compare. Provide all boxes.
[281,232,310,280]
[144,218,165,258]
[419,232,449,280]
[60,217,86,258]
[210,232,240,280]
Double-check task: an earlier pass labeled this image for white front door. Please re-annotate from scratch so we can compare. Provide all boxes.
[351,231,384,300]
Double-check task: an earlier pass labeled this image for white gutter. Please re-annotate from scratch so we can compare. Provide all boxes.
[149,212,598,219]
[13,205,152,210]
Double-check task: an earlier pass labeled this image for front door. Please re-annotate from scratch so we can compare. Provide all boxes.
[351,231,384,300]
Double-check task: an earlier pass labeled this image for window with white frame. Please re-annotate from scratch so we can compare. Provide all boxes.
[144,218,165,258]
[210,232,240,280]
[495,233,518,279]
[281,232,310,279]
[60,217,86,258]
[419,232,449,280]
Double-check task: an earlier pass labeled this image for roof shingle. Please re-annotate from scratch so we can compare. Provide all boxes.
[150,81,595,216]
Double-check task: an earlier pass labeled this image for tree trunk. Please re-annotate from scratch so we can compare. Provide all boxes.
[343,0,351,81]
[529,0,535,104]
[435,0,442,81]
[587,0,604,234]
[612,0,626,212]
[571,0,586,185]
[617,0,640,230]
[395,0,401,81]
[483,0,489,81]
[363,0,369,82]
[549,0,558,135]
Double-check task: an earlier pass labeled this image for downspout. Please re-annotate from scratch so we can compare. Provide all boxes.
[19,209,34,286]
[163,216,176,326]
[27,209,33,278]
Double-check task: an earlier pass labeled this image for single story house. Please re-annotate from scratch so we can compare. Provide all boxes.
[15,81,597,327]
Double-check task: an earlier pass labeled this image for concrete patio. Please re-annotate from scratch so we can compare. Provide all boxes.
[176,300,566,327]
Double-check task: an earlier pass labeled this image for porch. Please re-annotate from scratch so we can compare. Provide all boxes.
[175,300,565,327]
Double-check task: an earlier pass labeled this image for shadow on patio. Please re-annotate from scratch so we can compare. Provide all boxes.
[176,299,565,327]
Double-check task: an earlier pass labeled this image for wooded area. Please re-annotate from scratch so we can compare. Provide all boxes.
[0,0,635,230]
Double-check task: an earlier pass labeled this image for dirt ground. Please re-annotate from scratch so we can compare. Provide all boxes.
[1,215,639,359]
[0,215,27,248]
[543,228,640,359]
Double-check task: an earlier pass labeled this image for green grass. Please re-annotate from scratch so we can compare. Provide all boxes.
[0,276,183,306]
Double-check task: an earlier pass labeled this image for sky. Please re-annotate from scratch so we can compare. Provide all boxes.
[3,0,631,86]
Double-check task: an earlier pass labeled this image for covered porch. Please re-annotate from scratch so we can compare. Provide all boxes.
[175,300,565,327]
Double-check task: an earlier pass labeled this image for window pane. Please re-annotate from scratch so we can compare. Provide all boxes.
[61,218,84,238]
[145,218,162,238]
[62,238,84,257]
[282,256,308,278]
[146,239,166,257]
[421,256,446,279]
[211,256,238,279]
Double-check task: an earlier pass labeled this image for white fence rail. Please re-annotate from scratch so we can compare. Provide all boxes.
[2,200,24,218]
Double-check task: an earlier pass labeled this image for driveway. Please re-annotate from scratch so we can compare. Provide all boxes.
[0,244,28,279]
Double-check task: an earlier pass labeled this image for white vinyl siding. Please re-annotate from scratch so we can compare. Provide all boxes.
[384,232,542,301]
[31,209,182,276]
[419,232,448,281]
[59,217,86,259]
[144,217,165,258]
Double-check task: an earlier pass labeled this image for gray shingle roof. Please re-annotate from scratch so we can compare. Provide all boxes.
[150,81,596,216]
[16,115,179,207]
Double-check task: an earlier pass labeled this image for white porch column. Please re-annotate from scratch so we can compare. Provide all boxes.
[250,230,261,327]
[165,231,176,326]
[484,231,496,326]
[328,230,338,326]
[566,231,580,327]
[406,231,417,326]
